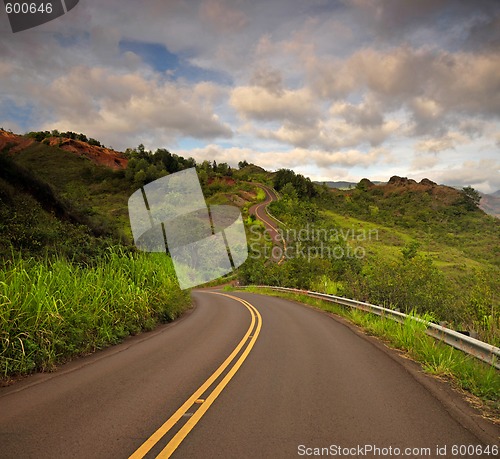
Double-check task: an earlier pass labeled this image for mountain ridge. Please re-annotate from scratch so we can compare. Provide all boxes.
[0,129,128,170]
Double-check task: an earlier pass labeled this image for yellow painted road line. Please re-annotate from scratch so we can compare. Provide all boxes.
[156,294,262,458]
[128,293,262,459]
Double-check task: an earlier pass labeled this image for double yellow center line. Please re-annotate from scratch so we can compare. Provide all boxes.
[129,292,262,459]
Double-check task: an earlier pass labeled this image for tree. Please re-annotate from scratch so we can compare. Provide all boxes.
[197,169,208,186]
[273,168,317,199]
[217,162,229,175]
[281,182,298,200]
[88,138,102,147]
[133,170,147,187]
[154,149,179,173]
[238,160,249,169]
[461,186,481,210]
[199,160,212,173]
[274,168,296,191]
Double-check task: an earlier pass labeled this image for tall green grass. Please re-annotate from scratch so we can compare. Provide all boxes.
[0,249,190,378]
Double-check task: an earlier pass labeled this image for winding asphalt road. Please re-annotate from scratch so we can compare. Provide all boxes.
[0,290,498,458]
[248,185,286,262]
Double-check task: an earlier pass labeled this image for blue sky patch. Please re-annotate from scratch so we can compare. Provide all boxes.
[0,99,36,132]
[119,40,232,85]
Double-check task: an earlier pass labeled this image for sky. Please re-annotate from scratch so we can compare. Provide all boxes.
[1,0,499,193]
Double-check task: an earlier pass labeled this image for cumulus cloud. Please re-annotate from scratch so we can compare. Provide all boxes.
[230,86,318,125]
[36,67,232,149]
[330,96,384,127]
[250,67,284,96]
[430,159,500,194]
[1,0,498,192]
[411,155,439,171]
[257,118,400,150]
[349,0,500,45]
[176,144,392,171]
[311,46,500,117]
[199,0,248,33]
[414,132,468,153]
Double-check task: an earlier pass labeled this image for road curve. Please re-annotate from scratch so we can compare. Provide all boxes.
[0,291,498,458]
[248,184,285,262]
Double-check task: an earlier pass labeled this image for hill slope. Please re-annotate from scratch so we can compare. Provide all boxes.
[0,129,264,259]
[242,170,500,344]
[1,130,498,345]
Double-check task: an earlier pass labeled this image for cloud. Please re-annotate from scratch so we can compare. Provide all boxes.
[495,133,500,148]
[408,96,445,136]
[257,123,320,149]
[464,14,500,51]
[349,0,500,44]
[0,0,498,193]
[176,144,392,171]
[312,46,500,114]
[429,159,500,194]
[411,155,439,171]
[414,132,468,153]
[305,45,500,141]
[199,0,248,33]
[230,85,318,125]
[36,67,232,149]
[330,96,384,127]
[249,67,284,95]
[257,118,401,150]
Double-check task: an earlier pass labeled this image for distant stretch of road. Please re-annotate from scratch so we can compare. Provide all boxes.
[1,290,497,458]
[248,184,285,262]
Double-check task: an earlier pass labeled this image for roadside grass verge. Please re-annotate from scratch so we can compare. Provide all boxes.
[255,187,266,202]
[0,249,190,379]
[233,287,500,412]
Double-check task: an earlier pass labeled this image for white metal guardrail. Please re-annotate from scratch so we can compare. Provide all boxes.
[239,285,500,370]
[265,207,285,227]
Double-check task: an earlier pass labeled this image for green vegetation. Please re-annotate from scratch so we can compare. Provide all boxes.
[0,146,131,254]
[255,187,266,202]
[273,168,317,199]
[1,249,190,378]
[1,128,498,387]
[237,287,499,409]
[0,132,265,380]
[26,129,103,147]
[242,175,499,345]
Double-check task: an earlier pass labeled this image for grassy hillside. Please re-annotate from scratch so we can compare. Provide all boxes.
[0,131,263,379]
[242,170,499,345]
[1,129,498,380]
[0,131,265,259]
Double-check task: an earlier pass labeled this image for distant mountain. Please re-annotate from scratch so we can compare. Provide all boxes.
[316,180,385,189]
[316,181,356,189]
[480,192,500,218]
